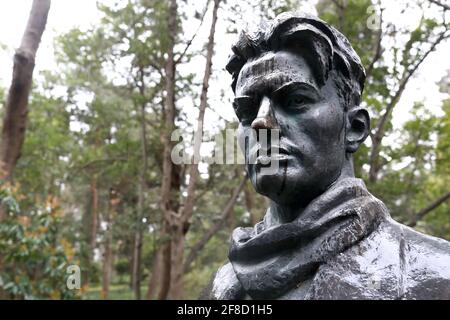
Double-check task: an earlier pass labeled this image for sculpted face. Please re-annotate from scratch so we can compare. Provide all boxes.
[234,50,348,209]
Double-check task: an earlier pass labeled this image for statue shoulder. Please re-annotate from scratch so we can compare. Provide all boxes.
[390,219,450,299]
[199,263,245,300]
[304,217,450,299]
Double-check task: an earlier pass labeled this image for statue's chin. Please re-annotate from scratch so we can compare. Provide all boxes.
[251,168,328,209]
[251,167,287,199]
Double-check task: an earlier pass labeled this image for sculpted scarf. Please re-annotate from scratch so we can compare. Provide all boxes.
[228,177,388,299]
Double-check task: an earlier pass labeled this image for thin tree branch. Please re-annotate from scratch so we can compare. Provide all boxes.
[368,30,449,181]
[365,6,384,80]
[408,191,450,227]
[375,31,449,140]
[181,0,221,226]
[428,0,450,11]
[403,131,423,205]
[75,157,128,171]
[193,170,216,202]
[331,0,346,31]
[174,0,211,65]
[183,174,247,273]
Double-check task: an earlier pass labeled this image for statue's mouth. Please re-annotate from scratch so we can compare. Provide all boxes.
[252,146,290,167]
[255,153,289,167]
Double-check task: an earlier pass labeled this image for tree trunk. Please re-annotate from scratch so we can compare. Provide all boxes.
[80,175,99,289]
[159,0,178,300]
[146,245,163,300]
[149,170,180,299]
[132,69,149,300]
[157,236,172,299]
[101,228,111,299]
[90,176,99,254]
[131,221,143,299]
[80,188,93,287]
[0,0,51,181]
[128,235,134,290]
[0,0,51,222]
[167,0,221,300]
[168,221,186,299]
[101,188,119,299]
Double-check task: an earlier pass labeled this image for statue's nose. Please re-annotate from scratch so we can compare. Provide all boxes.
[251,96,278,130]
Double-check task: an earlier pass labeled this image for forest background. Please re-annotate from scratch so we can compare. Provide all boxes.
[0,0,448,299]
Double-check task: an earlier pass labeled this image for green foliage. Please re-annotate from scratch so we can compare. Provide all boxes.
[0,186,79,299]
[13,90,73,210]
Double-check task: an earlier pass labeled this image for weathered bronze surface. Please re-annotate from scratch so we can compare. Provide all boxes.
[202,12,450,300]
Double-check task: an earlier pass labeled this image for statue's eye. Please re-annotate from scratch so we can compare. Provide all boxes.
[285,94,310,110]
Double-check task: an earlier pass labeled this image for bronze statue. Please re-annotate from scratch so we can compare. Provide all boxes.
[203,12,450,300]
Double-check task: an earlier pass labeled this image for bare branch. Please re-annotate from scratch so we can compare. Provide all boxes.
[376,31,449,139]
[181,0,221,225]
[428,0,450,11]
[331,0,345,31]
[365,6,384,80]
[183,174,247,273]
[75,157,128,171]
[174,0,211,65]
[368,30,450,182]
[408,191,450,227]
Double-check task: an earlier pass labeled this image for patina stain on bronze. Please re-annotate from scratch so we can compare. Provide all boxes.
[202,12,450,300]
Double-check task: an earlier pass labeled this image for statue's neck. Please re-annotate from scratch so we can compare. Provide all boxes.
[267,157,356,225]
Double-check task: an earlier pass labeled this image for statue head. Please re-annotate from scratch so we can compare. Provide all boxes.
[226,13,369,214]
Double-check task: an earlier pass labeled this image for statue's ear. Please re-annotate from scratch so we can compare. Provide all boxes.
[346,107,370,153]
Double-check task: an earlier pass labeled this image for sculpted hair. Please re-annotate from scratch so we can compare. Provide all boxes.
[226,12,366,110]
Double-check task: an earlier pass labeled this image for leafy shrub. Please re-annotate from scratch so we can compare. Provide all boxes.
[0,185,79,299]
